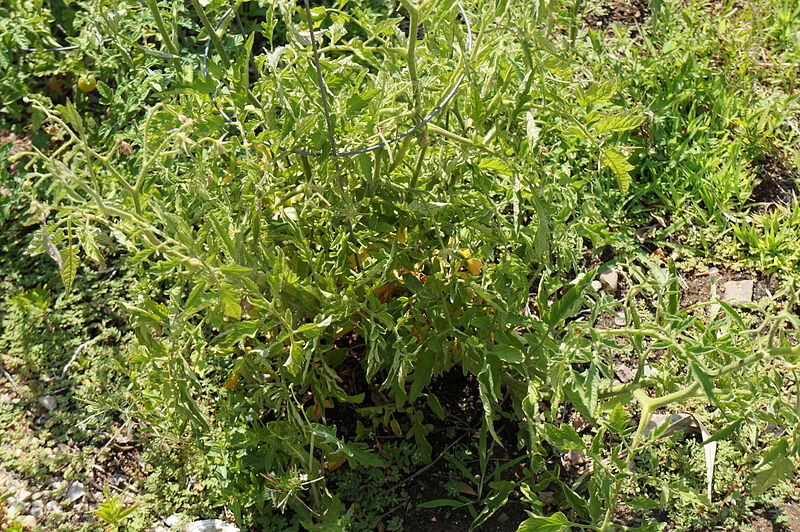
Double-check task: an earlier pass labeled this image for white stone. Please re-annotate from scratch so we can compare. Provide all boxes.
[38,396,57,411]
[184,519,239,532]
[590,280,602,291]
[45,500,61,514]
[29,499,44,518]
[19,515,36,528]
[65,481,86,503]
[598,269,619,292]
[165,515,181,527]
[722,279,753,305]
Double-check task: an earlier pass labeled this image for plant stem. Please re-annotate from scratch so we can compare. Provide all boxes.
[144,0,180,60]
[400,0,423,118]
[190,0,231,68]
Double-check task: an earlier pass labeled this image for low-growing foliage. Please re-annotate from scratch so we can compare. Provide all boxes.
[4,0,800,530]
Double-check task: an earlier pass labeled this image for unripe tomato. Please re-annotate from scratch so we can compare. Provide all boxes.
[77,74,97,93]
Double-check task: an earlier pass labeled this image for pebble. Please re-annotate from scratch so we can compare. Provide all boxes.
[29,499,44,518]
[184,519,240,532]
[16,489,32,503]
[38,395,57,411]
[45,500,61,514]
[19,515,36,528]
[590,280,602,291]
[722,279,753,305]
[598,269,619,292]
[65,481,86,503]
[165,515,181,527]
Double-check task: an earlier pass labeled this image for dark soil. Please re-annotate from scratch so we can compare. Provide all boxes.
[751,502,800,532]
[584,0,650,29]
[749,154,798,213]
[679,266,779,307]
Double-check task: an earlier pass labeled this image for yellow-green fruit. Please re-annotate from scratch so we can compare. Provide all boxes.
[77,74,97,93]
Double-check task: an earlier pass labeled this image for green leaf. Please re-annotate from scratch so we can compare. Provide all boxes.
[543,423,585,451]
[606,403,629,434]
[478,157,512,175]
[690,362,718,405]
[409,348,436,402]
[417,499,469,509]
[592,111,644,134]
[563,364,599,421]
[752,438,794,496]
[701,418,744,445]
[219,285,242,320]
[629,496,660,510]
[576,81,617,107]
[601,148,634,193]
[60,247,78,293]
[491,344,524,364]
[471,481,515,530]
[516,512,570,532]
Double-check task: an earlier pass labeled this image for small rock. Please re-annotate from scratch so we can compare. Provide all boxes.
[29,499,44,518]
[598,269,619,292]
[164,515,181,527]
[590,280,602,291]
[722,279,753,305]
[615,364,634,383]
[613,312,626,326]
[16,489,32,503]
[643,365,659,377]
[184,519,240,532]
[19,515,36,529]
[65,481,86,503]
[49,480,64,491]
[45,500,61,514]
[38,395,57,411]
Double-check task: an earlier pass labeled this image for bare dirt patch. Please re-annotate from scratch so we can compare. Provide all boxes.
[750,154,798,213]
[584,0,650,29]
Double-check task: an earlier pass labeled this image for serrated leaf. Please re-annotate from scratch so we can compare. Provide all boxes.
[81,222,103,264]
[602,148,634,193]
[690,362,718,405]
[543,423,584,451]
[577,81,618,107]
[478,157,512,175]
[752,438,794,496]
[629,496,660,510]
[563,364,599,422]
[606,403,629,434]
[219,285,242,320]
[516,512,570,532]
[60,247,78,293]
[592,111,644,134]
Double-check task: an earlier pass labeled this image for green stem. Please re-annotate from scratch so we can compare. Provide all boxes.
[190,0,231,68]
[400,0,422,117]
[144,0,180,59]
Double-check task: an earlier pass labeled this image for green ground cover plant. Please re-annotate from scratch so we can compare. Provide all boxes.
[3,0,800,530]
